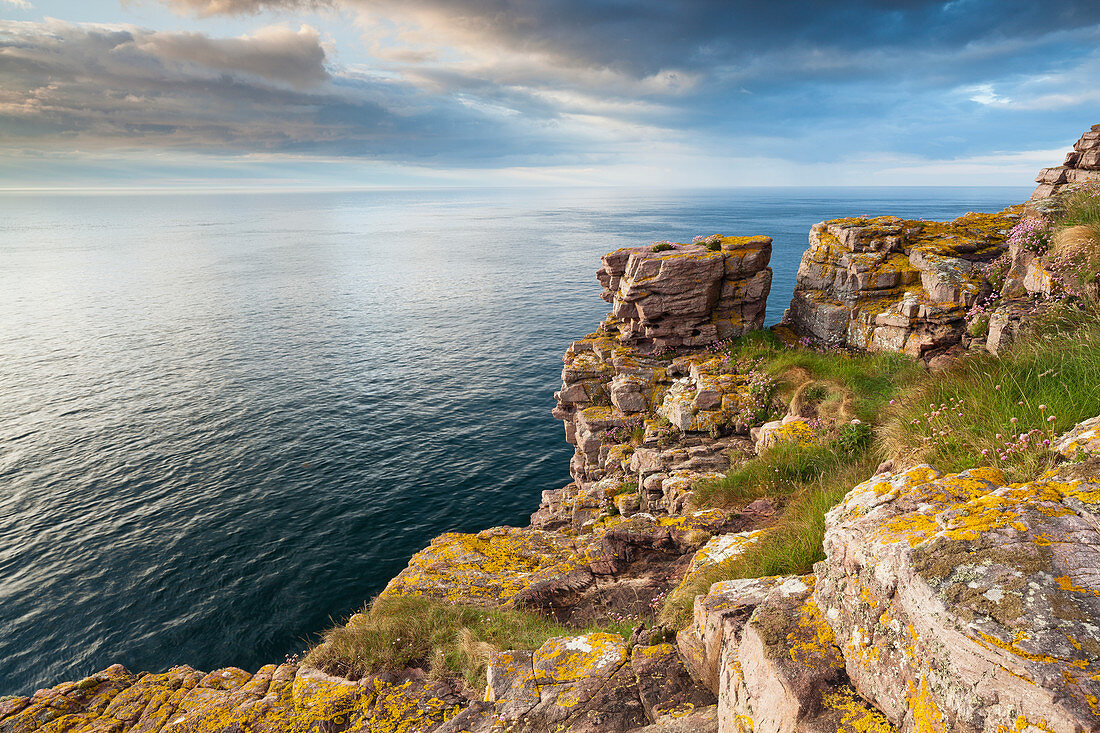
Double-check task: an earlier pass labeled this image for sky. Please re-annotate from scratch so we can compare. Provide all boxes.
[1,0,1099,189]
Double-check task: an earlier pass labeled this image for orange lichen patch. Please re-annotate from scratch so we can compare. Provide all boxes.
[821,685,897,733]
[787,596,845,671]
[1055,576,1100,597]
[532,633,627,689]
[379,527,590,607]
[995,714,1057,732]
[973,629,1089,670]
[907,676,946,733]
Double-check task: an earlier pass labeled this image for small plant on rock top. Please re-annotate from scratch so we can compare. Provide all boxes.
[651,241,675,252]
[693,233,723,251]
[1006,216,1052,254]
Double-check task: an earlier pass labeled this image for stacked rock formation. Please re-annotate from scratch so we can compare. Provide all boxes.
[1032,124,1100,199]
[597,236,773,348]
[785,210,1019,357]
[675,416,1100,733]
[548,235,773,524]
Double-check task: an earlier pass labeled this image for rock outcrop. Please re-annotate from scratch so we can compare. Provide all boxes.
[785,210,1019,357]
[816,456,1100,733]
[18,187,1100,733]
[1032,124,1100,199]
[598,237,773,348]
[0,662,469,733]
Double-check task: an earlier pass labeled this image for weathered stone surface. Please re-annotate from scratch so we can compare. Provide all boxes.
[0,664,465,733]
[628,704,719,733]
[1055,414,1100,460]
[1032,124,1100,198]
[497,633,646,733]
[785,210,1019,358]
[678,575,889,733]
[816,461,1100,733]
[379,526,592,607]
[630,643,717,722]
[597,237,773,348]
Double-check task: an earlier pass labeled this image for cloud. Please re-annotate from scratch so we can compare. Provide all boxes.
[2,0,33,8]
[0,18,658,166]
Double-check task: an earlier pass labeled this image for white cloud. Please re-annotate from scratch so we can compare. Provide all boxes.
[967,83,1011,106]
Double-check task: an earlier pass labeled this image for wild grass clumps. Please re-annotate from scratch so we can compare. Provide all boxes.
[651,241,675,252]
[660,455,878,629]
[305,595,636,687]
[881,304,1100,479]
[1011,182,1100,300]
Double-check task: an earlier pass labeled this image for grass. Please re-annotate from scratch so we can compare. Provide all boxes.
[880,303,1100,480]
[664,336,917,627]
[692,423,871,508]
[305,595,637,687]
[1054,183,1100,230]
[661,454,878,628]
[721,330,924,422]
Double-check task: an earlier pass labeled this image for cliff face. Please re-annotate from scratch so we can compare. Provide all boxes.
[785,210,1019,358]
[8,144,1100,733]
[1033,124,1100,199]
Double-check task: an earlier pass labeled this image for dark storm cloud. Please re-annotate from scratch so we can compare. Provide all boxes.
[0,19,574,161]
[160,0,1100,83]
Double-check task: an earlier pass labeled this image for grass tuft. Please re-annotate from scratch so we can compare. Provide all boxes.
[880,304,1100,480]
[305,595,636,687]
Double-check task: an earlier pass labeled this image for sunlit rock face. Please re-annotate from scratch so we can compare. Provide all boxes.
[816,453,1100,733]
[1032,124,1100,199]
[597,236,773,349]
[785,209,1019,358]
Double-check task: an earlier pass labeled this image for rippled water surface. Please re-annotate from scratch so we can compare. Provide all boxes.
[0,186,1029,693]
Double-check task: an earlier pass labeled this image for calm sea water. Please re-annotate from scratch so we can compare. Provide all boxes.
[0,186,1029,694]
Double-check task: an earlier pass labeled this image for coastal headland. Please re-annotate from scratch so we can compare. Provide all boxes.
[5,124,1100,733]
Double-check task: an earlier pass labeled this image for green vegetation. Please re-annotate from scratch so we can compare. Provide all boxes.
[661,455,877,629]
[306,595,636,687]
[881,303,1100,479]
[651,242,674,252]
[660,335,922,626]
[692,423,871,508]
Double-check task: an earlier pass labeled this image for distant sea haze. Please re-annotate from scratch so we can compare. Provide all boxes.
[0,186,1030,694]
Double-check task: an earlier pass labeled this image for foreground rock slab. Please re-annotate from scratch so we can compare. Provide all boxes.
[817,461,1100,733]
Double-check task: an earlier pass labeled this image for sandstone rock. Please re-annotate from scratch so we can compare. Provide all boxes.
[597,237,773,348]
[753,417,817,454]
[678,575,888,733]
[379,526,593,607]
[786,210,1019,358]
[1032,124,1100,198]
[497,633,647,733]
[663,531,766,618]
[628,704,719,733]
[1054,414,1100,460]
[630,643,717,722]
[816,462,1100,732]
[0,663,464,733]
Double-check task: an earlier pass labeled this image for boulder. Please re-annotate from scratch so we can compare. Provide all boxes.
[816,460,1100,732]
[1031,124,1100,199]
[597,236,773,348]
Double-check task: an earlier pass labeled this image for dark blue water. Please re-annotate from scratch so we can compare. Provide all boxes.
[0,186,1029,694]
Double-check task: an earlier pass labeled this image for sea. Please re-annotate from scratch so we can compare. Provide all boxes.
[0,186,1030,694]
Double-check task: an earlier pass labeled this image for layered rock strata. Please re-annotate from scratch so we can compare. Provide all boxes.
[1032,124,1100,199]
[597,237,773,348]
[785,210,1019,357]
[550,234,772,513]
[18,214,1100,733]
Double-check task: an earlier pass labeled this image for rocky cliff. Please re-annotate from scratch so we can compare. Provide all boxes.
[6,130,1100,733]
[1033,124,1100,199]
